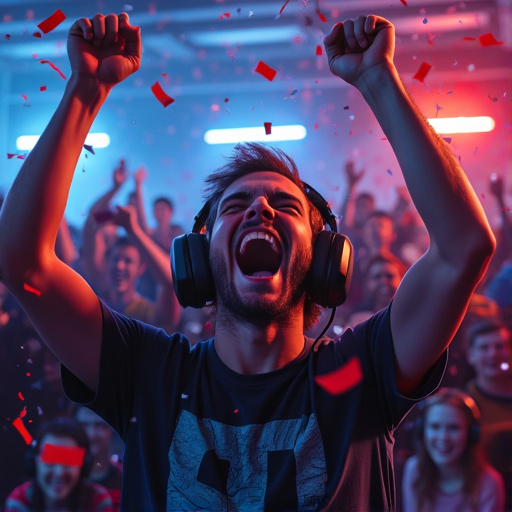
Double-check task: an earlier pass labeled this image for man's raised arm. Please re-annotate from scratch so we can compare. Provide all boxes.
[0,13,141,393]
[324,16,496,395]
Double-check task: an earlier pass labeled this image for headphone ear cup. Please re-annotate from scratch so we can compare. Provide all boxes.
[171,233,215,308]
[308,231,353,308]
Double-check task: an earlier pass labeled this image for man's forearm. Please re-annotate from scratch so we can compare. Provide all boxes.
[0,75,110,275]
[358,62,494,258]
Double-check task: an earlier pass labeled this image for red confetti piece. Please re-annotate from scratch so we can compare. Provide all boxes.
[40,59,66,80]
[21,94,28,101]
[151,81,175,107]
[33,32,41,38]
[13,417,33,445]
[278,0,291,16]
[40,443,86,467]
[478,33,503,47]
[254,61,277,81]
[315,45,323,56]
[462,36,476,41]
[316,9,327,22]
[400,0,408,5]
[37,9,66,34]
[219,12,230,20]
[5,34,10,40]
[40,85,47,91]
[314,357,363,395]
[412,62,432,83]
[234,409,239,413]
[18,392,24,401]
[264,122,272,135]
[23,283,41,296]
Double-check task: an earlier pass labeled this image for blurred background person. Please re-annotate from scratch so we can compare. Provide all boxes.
[4,416,113,512]
[74,407,123,511]
[465,318,512,510]
[402,387,505,512]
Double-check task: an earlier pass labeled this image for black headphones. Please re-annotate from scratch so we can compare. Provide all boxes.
[413,388,481,447]
[171,180,353,309]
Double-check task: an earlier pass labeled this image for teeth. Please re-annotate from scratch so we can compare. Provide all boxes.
[239,232,278,254]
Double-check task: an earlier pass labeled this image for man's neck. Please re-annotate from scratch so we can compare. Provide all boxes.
[213,312,306,375]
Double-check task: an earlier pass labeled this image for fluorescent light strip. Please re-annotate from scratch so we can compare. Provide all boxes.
[16,133,111,151]
[427,116,495,134]
[204,125,307,144]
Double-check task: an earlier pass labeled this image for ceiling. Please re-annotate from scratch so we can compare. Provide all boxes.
[1,0,511,91]
[0,0,511,229]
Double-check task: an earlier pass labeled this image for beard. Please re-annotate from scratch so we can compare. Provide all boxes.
[210,244,312,328]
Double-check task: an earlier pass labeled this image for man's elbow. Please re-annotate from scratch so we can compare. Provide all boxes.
[466,226,496,278]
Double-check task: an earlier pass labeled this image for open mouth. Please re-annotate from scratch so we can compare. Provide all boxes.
[236,231,282,277]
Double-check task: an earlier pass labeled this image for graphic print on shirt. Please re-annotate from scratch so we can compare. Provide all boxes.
[167,410,327,511]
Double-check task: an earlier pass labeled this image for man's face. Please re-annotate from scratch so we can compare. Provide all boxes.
[108,245,145,294]
[75,407,112,458]
[154,201,173,225]
[363,216,394,253]
[468,328,512,380]
[364,261,402,309]
[209,171,313,325]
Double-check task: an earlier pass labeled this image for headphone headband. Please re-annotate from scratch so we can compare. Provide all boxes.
[192,179,337,234]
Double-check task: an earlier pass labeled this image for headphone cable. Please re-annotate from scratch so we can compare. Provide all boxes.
[312,306,337,352]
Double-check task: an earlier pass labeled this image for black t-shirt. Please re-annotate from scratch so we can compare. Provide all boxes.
[62,302,446,511]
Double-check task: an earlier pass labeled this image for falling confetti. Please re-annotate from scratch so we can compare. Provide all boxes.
[277,0,291,17]
[37,9,66,34]
[12,417,33,445]
[254,61,277,81]
[400,0,408,5]
[479,33,504,47]
[412,62,432,83]
[40,85,47,91]
[315,45,323,56]
[314,357,363,395]
[40,443,86,467]
[151,81,175,107]
[219,12,230,20]
[40,59,66,80]
[264,122,272,135]
[83,144,95,154]
[23,283,41,296]
[316,9,327,22]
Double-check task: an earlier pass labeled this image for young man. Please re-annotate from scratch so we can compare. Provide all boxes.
[465,319,512,509]
[0,13,495,511]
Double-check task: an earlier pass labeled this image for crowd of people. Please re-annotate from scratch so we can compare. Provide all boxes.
[1,154,510,511]
[0,10,510,511]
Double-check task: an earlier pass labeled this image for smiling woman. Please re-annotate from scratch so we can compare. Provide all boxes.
[402,388,506,512]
